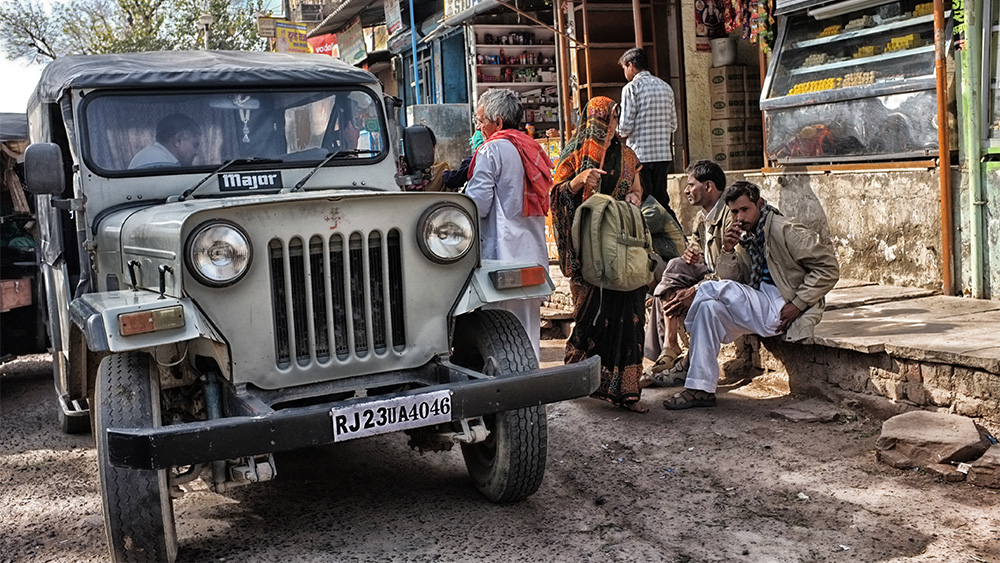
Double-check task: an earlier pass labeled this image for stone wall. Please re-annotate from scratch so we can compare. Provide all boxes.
[663,168,954,290]
[759,339,1000,433]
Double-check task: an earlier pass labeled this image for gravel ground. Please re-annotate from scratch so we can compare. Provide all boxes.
[2,346,999,563]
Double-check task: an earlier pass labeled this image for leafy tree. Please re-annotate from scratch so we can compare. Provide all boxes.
[0,0,268,61]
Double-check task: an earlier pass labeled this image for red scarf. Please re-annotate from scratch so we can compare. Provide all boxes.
[468,129,553,217]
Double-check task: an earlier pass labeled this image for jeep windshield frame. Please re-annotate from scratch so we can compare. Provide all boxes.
[78,87,388,178]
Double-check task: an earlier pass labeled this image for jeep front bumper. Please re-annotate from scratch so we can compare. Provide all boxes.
[107,356,600,470]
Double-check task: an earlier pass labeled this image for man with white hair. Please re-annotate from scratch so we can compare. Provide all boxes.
[465,88,554,360]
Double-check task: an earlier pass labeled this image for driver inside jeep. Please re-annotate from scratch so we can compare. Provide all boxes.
[128,113,203,169]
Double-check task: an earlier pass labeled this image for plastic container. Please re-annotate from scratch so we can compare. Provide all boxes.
[711,38,737,67]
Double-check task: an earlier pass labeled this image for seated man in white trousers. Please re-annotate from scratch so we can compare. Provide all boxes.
[661,181,840,409]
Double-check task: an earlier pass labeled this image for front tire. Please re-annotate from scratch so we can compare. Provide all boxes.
[95,352,178,563]
[452,309,547,503]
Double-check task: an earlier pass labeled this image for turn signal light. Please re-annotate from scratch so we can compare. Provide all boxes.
[119,306,185,336]
[489,266,547,290]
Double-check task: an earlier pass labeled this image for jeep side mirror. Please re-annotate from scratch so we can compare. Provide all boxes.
[403,125,434,172]
[24,143,66,196]
[384,95,401,124]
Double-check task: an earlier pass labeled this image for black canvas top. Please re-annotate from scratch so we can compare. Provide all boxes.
[31,50,379,105]
[0,113,29,142]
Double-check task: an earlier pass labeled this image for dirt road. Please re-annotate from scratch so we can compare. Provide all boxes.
[3,345,998,562]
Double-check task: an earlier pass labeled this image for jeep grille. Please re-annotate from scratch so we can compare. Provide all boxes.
[268,230,406,368]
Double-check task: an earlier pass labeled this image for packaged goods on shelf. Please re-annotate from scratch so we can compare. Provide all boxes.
[803,53,830,67]
[854,45,880,58]
[787,78,842,96]
[844,15,874,31]
[912,2,933,16]
[842,71,875,88]
[818,24,842,38]
[885,34,921,52]
[878,3,903,19]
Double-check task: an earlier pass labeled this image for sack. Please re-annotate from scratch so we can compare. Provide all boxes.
[571,193,655,291]
[641,195,686,261]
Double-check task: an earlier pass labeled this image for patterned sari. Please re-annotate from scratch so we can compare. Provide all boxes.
[550,96,646,407]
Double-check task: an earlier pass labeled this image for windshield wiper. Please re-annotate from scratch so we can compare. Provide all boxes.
[172,157,284,202]
[288,149,380,193]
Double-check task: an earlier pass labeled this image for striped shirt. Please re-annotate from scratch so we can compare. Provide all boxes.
[617,70,677,163]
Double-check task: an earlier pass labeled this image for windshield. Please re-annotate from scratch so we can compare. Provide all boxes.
[81,89,386,175]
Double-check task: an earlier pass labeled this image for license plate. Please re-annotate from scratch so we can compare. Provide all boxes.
[330,390,453,442]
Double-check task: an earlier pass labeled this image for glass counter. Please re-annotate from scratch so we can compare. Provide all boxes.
[761,0,946,162]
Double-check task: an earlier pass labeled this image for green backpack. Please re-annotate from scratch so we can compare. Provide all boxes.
[571,193,655,291]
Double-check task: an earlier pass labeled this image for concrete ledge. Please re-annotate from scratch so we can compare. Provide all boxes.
[811,295,1000,374]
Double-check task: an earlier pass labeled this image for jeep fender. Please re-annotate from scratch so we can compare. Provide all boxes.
[452,259,555,316]
[69,291,224,353]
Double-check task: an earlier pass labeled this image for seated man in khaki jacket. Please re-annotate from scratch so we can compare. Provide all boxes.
[662,180,840,409]
[643,160,747,381]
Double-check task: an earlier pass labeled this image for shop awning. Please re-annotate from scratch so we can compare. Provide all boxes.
[307,0,386,38]
[442,0,503,27]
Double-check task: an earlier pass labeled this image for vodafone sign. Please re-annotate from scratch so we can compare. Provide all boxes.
[308,34,339,58]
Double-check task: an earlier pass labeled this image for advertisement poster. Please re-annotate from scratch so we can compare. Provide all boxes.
[338,17,367,66]
[308,33,339,57]
[385,0,403,36]
[272,19,309,53]
[694,0,727,52]
[953,0,965,50]
[364,25,389,52]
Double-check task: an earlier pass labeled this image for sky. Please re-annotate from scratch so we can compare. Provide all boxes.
[0,0,285,114]
[1,58,45,113]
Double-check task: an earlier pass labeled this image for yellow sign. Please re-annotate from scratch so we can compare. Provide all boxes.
[272,19,309,53]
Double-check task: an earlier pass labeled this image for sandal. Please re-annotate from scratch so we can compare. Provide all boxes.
[663,389,716,410]
[644,355,686,387]
[619,400,650,413]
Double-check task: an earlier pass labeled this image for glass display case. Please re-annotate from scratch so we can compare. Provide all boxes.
[985,0,1000,149]
[761,0,947,162]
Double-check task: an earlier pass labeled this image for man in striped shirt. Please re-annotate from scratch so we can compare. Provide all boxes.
[617,48,678,217]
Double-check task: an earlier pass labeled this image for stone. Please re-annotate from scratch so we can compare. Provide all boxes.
[875,411,991,468]
[769,400,844,423]
[924,463,966,482]
[876,449,913,469]
[968,445,1000,489]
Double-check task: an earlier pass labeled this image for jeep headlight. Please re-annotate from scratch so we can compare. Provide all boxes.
[186,221,252,287]
[417,203,475,263]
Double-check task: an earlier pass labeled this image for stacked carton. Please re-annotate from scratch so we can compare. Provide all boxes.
[709,65,764,170]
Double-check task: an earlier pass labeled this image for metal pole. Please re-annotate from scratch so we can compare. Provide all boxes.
[961,0,985,297]
[409,0,421,104]
[556,0,574,139]
[632,0,642,48]
[933,0,954,295]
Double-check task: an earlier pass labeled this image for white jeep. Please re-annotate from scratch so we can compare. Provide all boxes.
[23,50,598,563]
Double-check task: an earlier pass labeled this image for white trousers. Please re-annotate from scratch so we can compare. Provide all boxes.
[683,280,784,393]
[484,299,542,363]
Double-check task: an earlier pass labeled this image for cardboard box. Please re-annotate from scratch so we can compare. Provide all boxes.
[709,65,746,95]
[710,118,745,147]
[744,119,764,145]
[745,147,765,168]
[745,90,761,117]
[710,91,746,120]
[712,144,747,170]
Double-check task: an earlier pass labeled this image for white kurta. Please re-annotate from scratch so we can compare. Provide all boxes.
[129,143,179,169]
[465,138,548,360]
[683,279,784,393]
